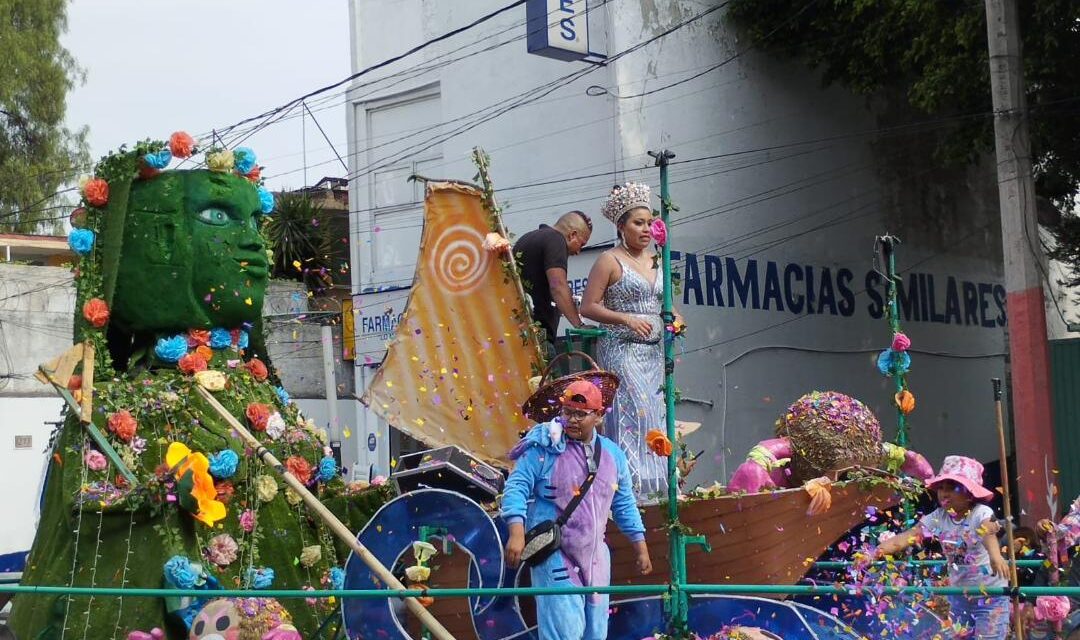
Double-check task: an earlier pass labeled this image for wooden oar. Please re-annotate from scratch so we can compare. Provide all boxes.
[195,386,456,640]
[993,378,1024,640]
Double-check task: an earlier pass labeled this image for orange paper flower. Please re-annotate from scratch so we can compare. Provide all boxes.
[645,429,673,457]
[82,298,110,328]
[195,345,213,361]
[83,178,109,207]
[246,358,269,382]
[169,131,196,159]
[188,329,211,347]
[894,390,916,415]
[285,456,313,484]
[178,353,208,375]
[246,402,270,432]
[107,409,137,442]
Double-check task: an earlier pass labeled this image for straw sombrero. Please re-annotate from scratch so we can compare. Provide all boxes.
[522,351,619,422]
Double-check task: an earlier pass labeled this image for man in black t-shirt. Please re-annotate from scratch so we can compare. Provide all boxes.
[513,211,592,350]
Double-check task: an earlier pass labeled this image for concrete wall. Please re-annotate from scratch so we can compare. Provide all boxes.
[0,264,73,554]
[346,1,1028,486]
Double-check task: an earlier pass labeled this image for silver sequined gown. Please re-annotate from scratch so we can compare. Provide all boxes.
[597,256,667,499]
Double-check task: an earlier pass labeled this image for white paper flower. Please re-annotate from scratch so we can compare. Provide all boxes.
[266,412,287,440]
[412,541,438,564]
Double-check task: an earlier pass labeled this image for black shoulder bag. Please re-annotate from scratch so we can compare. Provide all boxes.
[520,442,603,566]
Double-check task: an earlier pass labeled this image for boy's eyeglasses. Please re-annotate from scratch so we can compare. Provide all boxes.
[560,408,596,422]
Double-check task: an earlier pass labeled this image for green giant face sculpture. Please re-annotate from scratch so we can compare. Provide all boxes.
[111,170,269,333]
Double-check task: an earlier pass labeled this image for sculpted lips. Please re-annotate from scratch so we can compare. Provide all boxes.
[235,255,269,278]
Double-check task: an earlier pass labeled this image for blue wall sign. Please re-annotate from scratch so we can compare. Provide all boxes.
[527,0,590,61]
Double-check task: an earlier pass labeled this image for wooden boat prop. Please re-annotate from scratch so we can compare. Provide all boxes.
[608,470,901,592]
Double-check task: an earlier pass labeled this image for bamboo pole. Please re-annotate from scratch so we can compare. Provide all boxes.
[992,378,1024,640]
[195,386,457,640]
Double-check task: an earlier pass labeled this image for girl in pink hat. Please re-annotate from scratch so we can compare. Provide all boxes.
[873,455,1011,638]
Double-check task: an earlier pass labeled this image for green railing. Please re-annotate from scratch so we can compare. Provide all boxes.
[0,581,1076,600]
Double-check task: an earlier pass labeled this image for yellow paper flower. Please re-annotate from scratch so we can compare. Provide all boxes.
[299,545,322,568]
[194,370,227,391]
[284,487,302,506]
[404,565,431,582]
[165,441,226,527]
[206,149,235,172]
[256,474,278,502]
[412,540,438,564]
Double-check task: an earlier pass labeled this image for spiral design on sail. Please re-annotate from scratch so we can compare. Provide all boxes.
[428,224,491,294]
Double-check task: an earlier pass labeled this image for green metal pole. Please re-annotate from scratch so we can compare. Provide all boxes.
[880,236,908,448]
[653,149,688,633]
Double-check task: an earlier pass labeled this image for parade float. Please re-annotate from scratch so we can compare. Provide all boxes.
[7,141,953,640]
[339,150,942,639]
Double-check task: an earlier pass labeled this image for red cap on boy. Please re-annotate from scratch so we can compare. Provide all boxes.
[560,380,604,411]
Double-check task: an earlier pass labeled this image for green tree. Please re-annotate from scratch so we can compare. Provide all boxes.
[726,0,1080,273]
[261,191,336,290]
[0,0,90,233]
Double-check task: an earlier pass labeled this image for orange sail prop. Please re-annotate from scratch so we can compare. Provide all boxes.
[362,182,542,467]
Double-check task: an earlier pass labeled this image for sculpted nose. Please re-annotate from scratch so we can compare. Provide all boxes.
[239,227,265,253]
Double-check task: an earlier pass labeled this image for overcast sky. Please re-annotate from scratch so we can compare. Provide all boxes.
[61,0,352,192]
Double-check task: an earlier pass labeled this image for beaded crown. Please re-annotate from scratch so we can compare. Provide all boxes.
[600,182,652,224]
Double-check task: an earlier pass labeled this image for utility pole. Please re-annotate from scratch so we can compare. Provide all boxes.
[984,0,1057,523]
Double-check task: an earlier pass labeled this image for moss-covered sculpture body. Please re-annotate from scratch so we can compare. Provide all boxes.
[9,139,388,640]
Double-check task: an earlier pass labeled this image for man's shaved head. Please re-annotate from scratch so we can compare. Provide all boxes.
[552,210,592,255]
[554,210,592,234]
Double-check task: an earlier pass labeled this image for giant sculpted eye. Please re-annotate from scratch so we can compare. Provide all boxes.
[197,208,230,226]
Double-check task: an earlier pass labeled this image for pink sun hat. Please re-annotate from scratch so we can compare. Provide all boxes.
[925,455,994,501]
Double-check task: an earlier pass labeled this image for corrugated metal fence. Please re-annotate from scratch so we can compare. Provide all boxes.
[1051,338,1080,509]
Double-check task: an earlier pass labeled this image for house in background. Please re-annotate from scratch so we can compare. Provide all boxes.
[0,233,74,266]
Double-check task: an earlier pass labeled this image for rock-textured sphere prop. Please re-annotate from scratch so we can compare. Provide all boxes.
[775,390,883,484]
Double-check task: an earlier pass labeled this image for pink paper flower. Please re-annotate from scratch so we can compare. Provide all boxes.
[1035,595,1071,622]
[482,232,511,255]
[84,449,107,471]
[649,219,667,246]
[239,509,256,533]
[891,332,911,352]
[205,533,238,567]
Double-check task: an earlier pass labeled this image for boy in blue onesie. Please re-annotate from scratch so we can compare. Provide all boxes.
[502,380,652,640]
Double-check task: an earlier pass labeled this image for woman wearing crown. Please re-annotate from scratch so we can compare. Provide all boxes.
[580,183,681,499]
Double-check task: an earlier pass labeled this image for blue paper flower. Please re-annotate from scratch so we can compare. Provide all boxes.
[329,567,345,590]
[247,566,275,589]
[237,329,249,350]
[155,335,189,363]
[143,149,173,170]
[210,327,232,350]
[876,348,911,377]
[68,228,95,256]
[234,147,257,174]
[209,449,239,479]
[275,386,290,405]
[164,555,199,589]
[257,187,275,214]
[318,456,337,483]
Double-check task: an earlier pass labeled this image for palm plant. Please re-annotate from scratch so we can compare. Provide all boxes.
[260,192,336,289]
